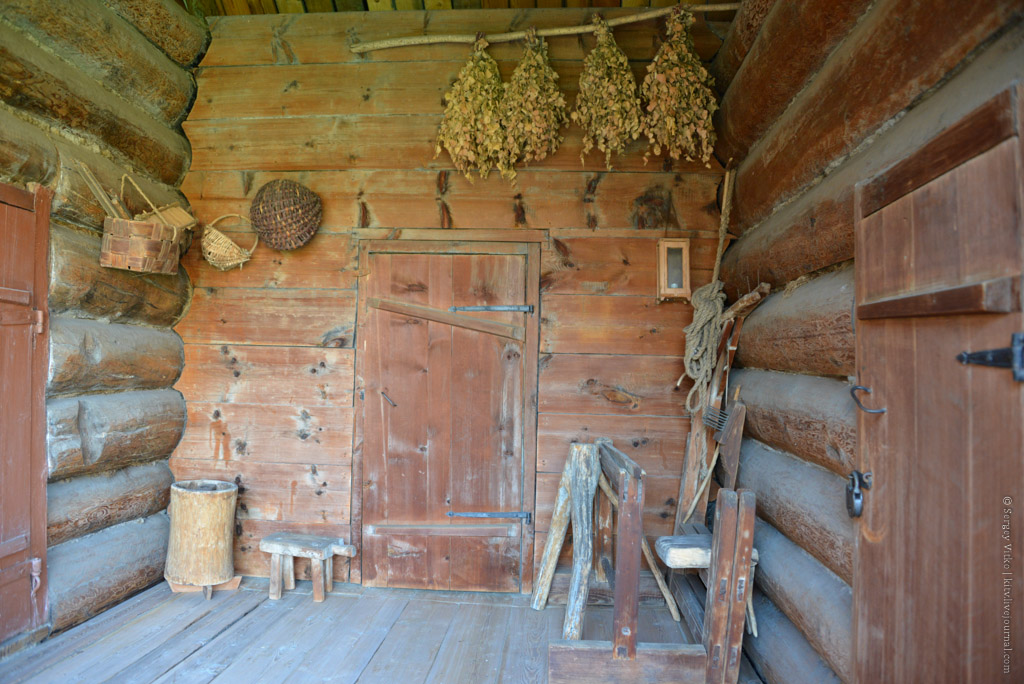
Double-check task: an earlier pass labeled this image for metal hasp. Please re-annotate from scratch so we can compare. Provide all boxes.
[846,470,873,518]
[448,305,534,314]
[447,510,532,525]
[956,332,1024,381]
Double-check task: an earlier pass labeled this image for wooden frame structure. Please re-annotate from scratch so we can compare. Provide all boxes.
[548,437,756,684]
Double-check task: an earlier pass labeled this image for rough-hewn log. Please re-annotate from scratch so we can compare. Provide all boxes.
[732,368,855,476]
[753,518,852,682]
[47,389,186,481]
[49,225,191,326]
[736,438,854,582]
[709,0,779,93]
[1,0,196,126]
[735,265,854,377]
[48,317,184,397]
[47,512,169,632]
[0,25,191,186]
[744,589,842,684]
[46,461,173,547]
[0,108,188,231]
[100,0,210,67]
[731,0,1023,234]
[721,190,853,302]
[721,27,1024,300]
[715,0,872,164]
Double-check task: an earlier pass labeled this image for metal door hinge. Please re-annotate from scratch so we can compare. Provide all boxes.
[32,310,44,335]
[448,510,532,525]
[956,333,1024,381]
[449,305,534,314]
[29,557,42,599]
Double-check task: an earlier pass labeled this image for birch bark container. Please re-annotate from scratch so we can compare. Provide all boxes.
[164,479,237,587]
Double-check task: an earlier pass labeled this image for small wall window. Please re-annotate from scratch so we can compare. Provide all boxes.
[658,238,691,301]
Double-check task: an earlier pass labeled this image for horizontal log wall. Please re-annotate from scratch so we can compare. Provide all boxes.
[0,0,205,634]
[173,8,727,587]
[717,5,1024,682]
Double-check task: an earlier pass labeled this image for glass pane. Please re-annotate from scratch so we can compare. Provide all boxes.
[666,247,683,289]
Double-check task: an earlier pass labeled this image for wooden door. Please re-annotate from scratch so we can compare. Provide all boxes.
[854,90,1024,682]
[0,184,50,647]
[357,241,539,592]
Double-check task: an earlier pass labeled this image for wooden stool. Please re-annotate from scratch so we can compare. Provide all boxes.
[258,532,356,602]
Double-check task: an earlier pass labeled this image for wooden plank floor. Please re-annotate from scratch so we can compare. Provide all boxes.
[0,579,691,683]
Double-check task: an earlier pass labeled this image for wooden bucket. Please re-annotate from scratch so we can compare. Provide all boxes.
[165,480,238,587]
[99,217,180,274]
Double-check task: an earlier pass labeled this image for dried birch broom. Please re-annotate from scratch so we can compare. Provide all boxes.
[571,17,642,169]
[435,38,506,180]
[499,30,568,181]
[641,8,718,166]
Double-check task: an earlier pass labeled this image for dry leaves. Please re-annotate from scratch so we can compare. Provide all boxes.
[571,17,642,169]
[641,8,718,166]
[435,39,506,180]
[499,31,568,180]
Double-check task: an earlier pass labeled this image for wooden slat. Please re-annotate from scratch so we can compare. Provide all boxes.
[183,231,357,289]
[541,295,692,355]
[185,115,718,175]
[174,401,353,464]
[183,169,721,233]
[538,353,689,416]
[200,9,723,66]
[542,237,718,296]
[177,344,354,407]
[857,276,1021,319]
[177,288,356,347]
[367,297,525,341]
[537,413,688,477]
[170,459,351,524]
[861,89,1017,217]
[548,640,706,684]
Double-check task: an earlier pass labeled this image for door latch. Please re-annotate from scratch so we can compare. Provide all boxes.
[448,305,534,314]
[846,470,872,518]
[957,332,1024,381]
[447,510,532,525]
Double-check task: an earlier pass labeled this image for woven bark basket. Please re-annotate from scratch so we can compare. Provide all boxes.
[249,179,322,250]
[100,217,180,274]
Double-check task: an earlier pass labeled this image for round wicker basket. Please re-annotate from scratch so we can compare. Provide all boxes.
[249,180,322,250]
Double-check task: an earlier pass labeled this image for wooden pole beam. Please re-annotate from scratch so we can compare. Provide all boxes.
[349,3,741,53]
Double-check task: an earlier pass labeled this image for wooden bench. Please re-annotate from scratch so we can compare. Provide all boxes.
[258,533,356,603]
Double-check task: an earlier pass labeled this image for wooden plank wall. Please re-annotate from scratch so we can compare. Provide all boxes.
[711,2,1024,683]
[172,8,726,585]
[0,1,209,635]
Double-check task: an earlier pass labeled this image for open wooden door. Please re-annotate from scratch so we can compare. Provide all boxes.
[854,89,1024,681]
[356,240,539,593]
[0,184,50,648]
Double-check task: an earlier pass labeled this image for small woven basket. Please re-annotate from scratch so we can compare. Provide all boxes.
[249,180,322,250]
[100,218,180,274]
[201,214,258,271]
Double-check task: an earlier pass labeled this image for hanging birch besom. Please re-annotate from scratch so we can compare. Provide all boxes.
[640,8,718,166]
[435,38,506,180]
[499,30,568,180]
[571,16,642,169]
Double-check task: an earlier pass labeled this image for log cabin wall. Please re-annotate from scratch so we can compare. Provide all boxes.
[171,8,726,586]
[716,2,1024,683]
[0,0,209,632]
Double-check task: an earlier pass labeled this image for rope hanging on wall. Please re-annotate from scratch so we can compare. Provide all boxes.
[681,167,734,413]
[348,3,742,54]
